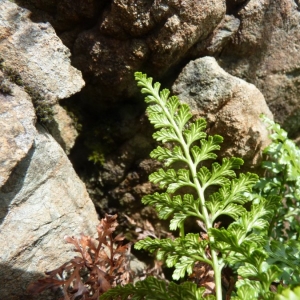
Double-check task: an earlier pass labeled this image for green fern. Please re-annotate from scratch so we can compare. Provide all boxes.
[100,276,206,300]
[256,115,300,241]
[275,286,300,300]
[101,73,295,299]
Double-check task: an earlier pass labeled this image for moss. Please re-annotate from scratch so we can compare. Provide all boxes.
[0,57,54,124]
[0,58,23,86]
[0,80,12,95]
[24,86,54,124]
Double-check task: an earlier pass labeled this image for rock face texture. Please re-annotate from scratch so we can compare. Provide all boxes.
[0,83,99,299]
[0,0,84,102]
[0,0,84,151]
[218,0,300,136]
[0,74,36,187]
[172,57,273,167]
[72,0,226,105]
[47,104,79,155]
[0,125,99,300]
[0,2,98,299]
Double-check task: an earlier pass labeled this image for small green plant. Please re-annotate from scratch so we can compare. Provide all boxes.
[256,115,300,240]
[100,73,294,300]
[255,116,300,286]
[30,73,300,300]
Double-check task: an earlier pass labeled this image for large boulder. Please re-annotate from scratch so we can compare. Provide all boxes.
[0,0,84,152]
[0,82,99,300]
[0,71,36,187]
[172,56,273,168]
[72,0,226,107]
[218,0,300,136]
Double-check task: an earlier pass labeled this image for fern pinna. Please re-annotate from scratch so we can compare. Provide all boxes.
[101,73,280,300]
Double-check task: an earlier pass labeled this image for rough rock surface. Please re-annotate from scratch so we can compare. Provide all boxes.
[218,0,300,136]
[72,0,226,106]
[0,123,99,299]
[0,2,98,298]
[47,104,79,155]
[172,57,273,167]
[0,0,84,153]
[0,0,85,102]
[0,74,36,187]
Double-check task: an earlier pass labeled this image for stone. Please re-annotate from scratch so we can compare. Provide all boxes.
[192,15,240,56]
[0,0,85,102]
[0,124,99,300]
[218,0,300,136]
[47,104,79,155]
[172,56,273,168]
[72,0,226,106]
[0,73,36,188]
[0,0,85,153]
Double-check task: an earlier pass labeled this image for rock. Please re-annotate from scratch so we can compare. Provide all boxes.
[0,73,36,188]
[172,56,273,168]
[192,15,240,56]
[16,0,105,32]
[218,0,300,136]
[0,37,98,300]
[0,0,85,102]
[47,104,79,155]
[0,124,99,299]
[0,0,85,153]
[72,0,226,106]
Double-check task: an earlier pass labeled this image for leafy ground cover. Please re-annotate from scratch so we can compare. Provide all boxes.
[29,73,300,300]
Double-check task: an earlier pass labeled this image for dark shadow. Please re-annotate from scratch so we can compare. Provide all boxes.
[0,263,62,300]
[0,144,34,225]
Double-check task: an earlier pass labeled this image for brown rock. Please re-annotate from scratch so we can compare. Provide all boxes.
[72,0,226,105]
[219,0,300,136]
[172,56,273,168]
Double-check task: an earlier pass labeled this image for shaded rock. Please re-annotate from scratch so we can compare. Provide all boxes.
[0,124,99,299]
[0,0,85,102]
[0,0,85,154]
[226,0,249,14]
[192,15,240,56]
[15,0,105,32]
[219,0,300,136]
[0,73,36,187]
[47,104,79,155]
[73,0,226,106]
[172,56,273,167]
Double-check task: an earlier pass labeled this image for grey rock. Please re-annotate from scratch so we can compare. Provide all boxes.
[172,56,273,167]
[0,125,99,299]
[0,75,36,188]
[47,104,79,155]
[0,0,84,153]
[0,0,85,102]
[206,15,240,54]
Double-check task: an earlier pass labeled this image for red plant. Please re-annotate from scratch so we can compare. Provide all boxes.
[27,214,132,300]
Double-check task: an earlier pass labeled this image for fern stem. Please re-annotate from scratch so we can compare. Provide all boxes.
[153,87,223,299]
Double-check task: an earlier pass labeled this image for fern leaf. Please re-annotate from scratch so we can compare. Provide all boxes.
[166,96,179,116]
[174,104,192,130]
[153,128,179,143]
[183,118,207,146]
